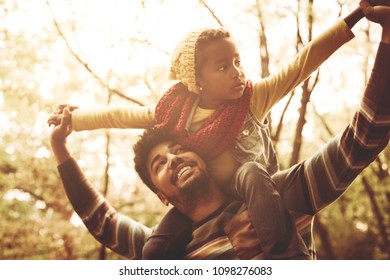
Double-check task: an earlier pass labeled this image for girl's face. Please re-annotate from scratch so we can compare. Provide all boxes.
[197,37,246,109]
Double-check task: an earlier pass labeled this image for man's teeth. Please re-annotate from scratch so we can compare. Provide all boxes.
[177,166,191,179]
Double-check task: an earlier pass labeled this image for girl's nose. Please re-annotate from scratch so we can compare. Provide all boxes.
[232,65,243,78]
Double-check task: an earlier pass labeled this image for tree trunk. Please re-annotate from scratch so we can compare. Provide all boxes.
[255,0,270,79]
[289,0,315,166]
[255,0,275,133]
[273,91,296,143]
[361,175,390,258]
[314,216,338,259]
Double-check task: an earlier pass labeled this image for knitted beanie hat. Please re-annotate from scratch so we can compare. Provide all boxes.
[169,29,204,94]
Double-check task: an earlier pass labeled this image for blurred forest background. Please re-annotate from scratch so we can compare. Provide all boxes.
[0,0,389,260]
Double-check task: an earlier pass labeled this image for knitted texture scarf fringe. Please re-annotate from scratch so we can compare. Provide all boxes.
[154,81,252,160]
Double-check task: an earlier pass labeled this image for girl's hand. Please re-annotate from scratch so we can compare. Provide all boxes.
[47,104,78,127]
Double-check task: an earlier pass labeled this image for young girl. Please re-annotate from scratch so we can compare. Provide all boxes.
[49,3,375,259]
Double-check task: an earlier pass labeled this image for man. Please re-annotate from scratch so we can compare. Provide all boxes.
[51,116,265,259]
[49,1,389,259]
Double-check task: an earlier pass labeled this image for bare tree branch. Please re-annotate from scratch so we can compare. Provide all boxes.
[311,102,335,138]
[337,0,344,18]
[295,0,304,52]
[289,0,315,166]
[45,0,145,106]
[199,0,224,28]
[272,90,296,143]
[255,0,270,79]
[14,184,72,220]
[129,38,170,56]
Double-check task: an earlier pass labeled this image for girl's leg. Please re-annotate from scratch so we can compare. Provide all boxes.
[142,207,192,259]
[232,161,310,259]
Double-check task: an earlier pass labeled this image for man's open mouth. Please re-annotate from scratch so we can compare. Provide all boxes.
[171,162,196,185]
[177,166,191,179]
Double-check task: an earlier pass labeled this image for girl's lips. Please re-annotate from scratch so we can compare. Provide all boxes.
[232,84,245,90]
[231,80,246,90]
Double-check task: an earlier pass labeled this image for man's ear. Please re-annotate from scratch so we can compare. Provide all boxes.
[156,191,169,206]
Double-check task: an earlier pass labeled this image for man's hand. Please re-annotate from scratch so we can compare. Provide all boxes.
[369,0,390,7]
[50,107,73,165]
[361,0,390,43]
[361,0,390,25]
[51,106,73,144]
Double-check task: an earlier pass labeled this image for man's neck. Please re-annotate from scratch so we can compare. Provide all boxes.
[181,181,228,223]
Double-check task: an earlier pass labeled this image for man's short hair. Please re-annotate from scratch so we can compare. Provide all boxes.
[133,128,177,193]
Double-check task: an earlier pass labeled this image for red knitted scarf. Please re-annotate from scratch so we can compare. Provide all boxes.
[154,81,252,160]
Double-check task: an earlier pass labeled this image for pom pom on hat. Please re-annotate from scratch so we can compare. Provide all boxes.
[169,29,205,94]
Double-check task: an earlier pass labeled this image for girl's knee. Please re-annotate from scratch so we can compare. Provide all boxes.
[237,162,272,184]
[234,162,276,196]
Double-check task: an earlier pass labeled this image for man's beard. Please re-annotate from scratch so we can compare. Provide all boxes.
[172,168,210,211]
[178,168,209,196]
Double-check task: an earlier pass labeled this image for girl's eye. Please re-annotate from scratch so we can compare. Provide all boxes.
[235,60,241,67]
[218,65,227,71]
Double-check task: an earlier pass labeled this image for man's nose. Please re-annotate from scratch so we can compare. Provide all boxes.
[168,154,182,169]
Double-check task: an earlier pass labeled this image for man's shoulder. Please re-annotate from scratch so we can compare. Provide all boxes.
[224,202,263,259]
